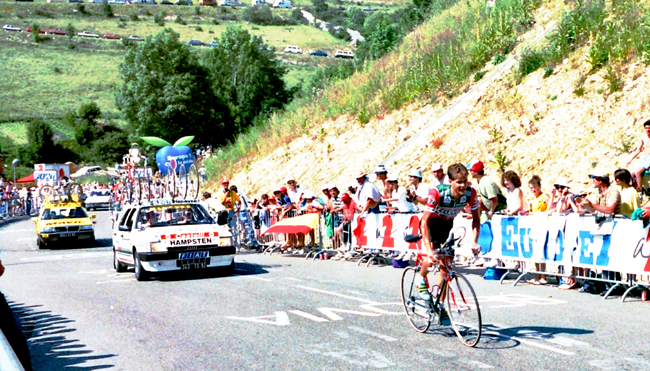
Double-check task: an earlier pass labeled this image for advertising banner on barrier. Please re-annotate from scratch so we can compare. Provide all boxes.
[347,211,650,275]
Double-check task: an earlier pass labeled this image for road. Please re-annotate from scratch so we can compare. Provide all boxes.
[0,213,649,370]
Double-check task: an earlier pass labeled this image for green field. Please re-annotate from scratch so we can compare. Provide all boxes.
[0,0,354,122]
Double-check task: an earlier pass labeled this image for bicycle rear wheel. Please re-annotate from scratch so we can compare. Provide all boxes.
[400,267,431,333]
[445,272,482,347]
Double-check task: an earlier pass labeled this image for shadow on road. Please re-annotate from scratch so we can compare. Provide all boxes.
[8,300,116,371]
[156,261,273,282]
[476,323,594,350]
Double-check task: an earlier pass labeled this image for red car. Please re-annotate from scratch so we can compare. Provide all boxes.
[103,33,121,40]
[26,26,45,34]
[49,28,68,36]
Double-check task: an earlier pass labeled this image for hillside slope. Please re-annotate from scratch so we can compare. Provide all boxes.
[222,0,645,197]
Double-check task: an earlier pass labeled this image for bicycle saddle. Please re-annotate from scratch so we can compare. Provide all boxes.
[404,234,422,243]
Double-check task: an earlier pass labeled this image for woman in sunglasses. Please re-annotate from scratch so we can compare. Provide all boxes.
[549,178,578,213]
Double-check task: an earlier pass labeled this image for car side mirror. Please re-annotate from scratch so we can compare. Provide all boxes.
[118,225,130,232]
[90,213,97,219]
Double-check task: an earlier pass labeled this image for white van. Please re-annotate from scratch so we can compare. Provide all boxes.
[218,0,238,5]
[251,0,265,5]
[272,0,291,8]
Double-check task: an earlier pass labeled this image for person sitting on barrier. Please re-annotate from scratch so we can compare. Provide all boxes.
[355,173,382,217]
[625,119,650,191]
[527,175,549,213]
[384,175,418,213]
[502,170,527,216]
[575,170,621,216]
[405,169,430,210]
[468,160,505,219]
[418,163,481,323]
[613,168,639,218]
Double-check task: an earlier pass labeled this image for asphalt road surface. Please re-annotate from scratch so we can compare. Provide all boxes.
[0,213,649,370]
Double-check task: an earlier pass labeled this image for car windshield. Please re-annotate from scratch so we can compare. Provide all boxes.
[41,207,88,220]
[135,204,214,229]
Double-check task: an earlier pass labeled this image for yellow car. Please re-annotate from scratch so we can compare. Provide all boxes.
[32,200,96,248]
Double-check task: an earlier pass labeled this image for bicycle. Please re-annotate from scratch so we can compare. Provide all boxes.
[400,227,482,347]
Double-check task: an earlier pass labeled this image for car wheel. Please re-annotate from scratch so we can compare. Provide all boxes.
[114,248,128,272]
[37,237,45,249]
[134,250,150,281]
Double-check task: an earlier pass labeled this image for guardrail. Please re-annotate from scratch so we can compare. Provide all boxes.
[0,329,25,371]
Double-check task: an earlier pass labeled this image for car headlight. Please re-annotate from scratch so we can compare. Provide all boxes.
[150,242,166,252]
[80,225,93,230]
[42,227,55,233]
[219,237,233,246]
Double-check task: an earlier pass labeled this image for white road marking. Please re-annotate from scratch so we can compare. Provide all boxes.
[79,269,110,274]
[334,331,351,339]
[317,308,381,321]
[96,278,136,285]
[226,312,290,326]
[347,326,397,342]
[304,344,395,369]
[238,275,273,282]
[288,310,329,322]
[295,285,378,304]
[21,251,109,262]
[281,277,302,282]
[458,360,494,369]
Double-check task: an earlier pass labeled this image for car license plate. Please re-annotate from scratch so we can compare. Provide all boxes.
[178,251,209,260]
[60,233,74,238]
[180,262,208,270]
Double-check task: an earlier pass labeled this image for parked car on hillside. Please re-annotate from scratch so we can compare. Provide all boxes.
[334,49,354,59]
[78,31,100,38]
[283,45,302,54]
[26,26,46,34]
[68,0,82,3]
[251,0,265,5]
[49,28,68,36]
[89,0,104,3]
[362,6,375,11]
[161,0,173,4]
[309,50,327,57]
[132,0,157,3]
[188,39,206,46]
[104,33,121,39]
[218,0,237,5]
[272,0,290,8]
[128,35,145,41]
[200,0,217,5]
[3,25,21,32]
[208,40,218,47]
[175,0,192,5]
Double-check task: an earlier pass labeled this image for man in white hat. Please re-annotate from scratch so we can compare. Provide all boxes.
[355,173,381,216]
[406,169,430,210]
[286,177,304,206]
[373,164,390,199]
[575,170,621,215]
[430,163,449,187]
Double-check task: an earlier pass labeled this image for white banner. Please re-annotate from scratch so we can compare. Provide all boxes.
[348,212,650,276]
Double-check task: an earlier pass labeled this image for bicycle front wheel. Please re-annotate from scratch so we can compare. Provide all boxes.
[445,272,482,347]
[400,267,431,333]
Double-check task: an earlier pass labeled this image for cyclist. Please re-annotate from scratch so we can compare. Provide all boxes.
[417,163,481,324]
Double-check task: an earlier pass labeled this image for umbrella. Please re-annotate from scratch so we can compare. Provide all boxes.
[16,173,35,183]
[262,213,319,235]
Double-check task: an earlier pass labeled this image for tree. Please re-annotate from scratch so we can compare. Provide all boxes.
[87,129,131,165]
[347,8,367,30]
[311,0,328,17]
[66,23,75,41]
[30,23,41,43]
[202,26,293,136]
[242,6,284,26]
[356,13,399,62]
[116,28,233,146]
[25,120,56,164]
[74,102,103,147]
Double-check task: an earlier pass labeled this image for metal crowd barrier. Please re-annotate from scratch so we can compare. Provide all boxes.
[0,329,24,371]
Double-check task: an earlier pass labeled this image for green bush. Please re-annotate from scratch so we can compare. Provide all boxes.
[518,47,545,77]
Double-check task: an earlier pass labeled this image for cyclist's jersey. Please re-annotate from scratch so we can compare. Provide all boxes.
[424,184,479,221]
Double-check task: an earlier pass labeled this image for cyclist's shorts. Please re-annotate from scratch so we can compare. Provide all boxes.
[427,217,454,246]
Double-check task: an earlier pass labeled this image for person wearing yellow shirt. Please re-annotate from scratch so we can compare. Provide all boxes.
[614,169,639,218]
[216,178,241,244]
[527,175,549,213]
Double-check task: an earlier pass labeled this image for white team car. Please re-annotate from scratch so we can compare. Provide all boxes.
[85,189,112,210]
[112,199,235,281]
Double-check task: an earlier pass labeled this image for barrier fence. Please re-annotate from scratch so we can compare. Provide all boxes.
[252,209,650,302]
